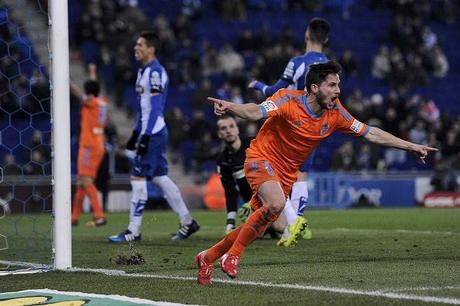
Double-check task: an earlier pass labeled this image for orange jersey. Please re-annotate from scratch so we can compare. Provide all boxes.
[79,96,107,148]
[246,89,369,186]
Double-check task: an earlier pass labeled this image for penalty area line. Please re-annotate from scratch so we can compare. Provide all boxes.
[71,267,460,305]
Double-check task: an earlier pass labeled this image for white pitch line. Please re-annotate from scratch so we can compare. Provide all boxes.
[2,261,460,305]
[389,285,460,292]
[70,267,460,305]
[334,228,459,235]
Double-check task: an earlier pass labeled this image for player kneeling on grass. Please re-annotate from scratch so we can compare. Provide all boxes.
[196,60,437,285]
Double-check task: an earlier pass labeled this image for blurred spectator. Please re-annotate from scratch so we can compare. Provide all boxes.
[201,44,221,77]
[339,48,358,77]
[371,46,391,79]
[236,28,260,54]
[430,164,458,192]
[165,107,190,153]
[356,143,377,171]
[441,130,460,159]
[2,154,22,175]
[190,79,214,110]
[218,43,245,76]
[431,46,449,78]
[408,119,428,145]
[418,97,440,123]
[331,141,358,171]
[217,0,247,21]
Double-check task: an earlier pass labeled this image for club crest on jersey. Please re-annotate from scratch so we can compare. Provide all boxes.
[249,162,259,172]
[293,120,301,127]
[264,161,275,176]
[320,123,330,135]
[260,100,278,112]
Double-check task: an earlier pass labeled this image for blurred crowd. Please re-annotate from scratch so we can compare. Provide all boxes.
[1,0,460,181]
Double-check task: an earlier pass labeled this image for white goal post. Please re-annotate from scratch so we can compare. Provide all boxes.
[51,0,72,270]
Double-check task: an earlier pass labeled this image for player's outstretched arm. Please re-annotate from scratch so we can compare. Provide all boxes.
[364,127,438,164]
[208,97,263,121]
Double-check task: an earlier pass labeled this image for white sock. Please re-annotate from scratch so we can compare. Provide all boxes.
[128,180,148,236]
[227,211,236,221]
[283,198,297,225]
[152,175,192,225]
[291,181,309,215]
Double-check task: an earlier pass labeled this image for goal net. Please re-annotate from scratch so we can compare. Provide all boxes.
[0,0,71,273]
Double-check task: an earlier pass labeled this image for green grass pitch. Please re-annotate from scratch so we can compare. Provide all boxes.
[1,208,460,305]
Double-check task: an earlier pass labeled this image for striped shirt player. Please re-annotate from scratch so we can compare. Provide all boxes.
[109,32,199,244]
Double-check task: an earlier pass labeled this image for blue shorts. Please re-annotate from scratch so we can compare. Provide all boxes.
[131,128,169,177]
[299,149,317,172]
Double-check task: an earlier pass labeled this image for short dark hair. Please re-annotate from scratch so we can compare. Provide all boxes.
[305,60,342,92]
[139,31,160,51]
[83,80,100,96]
[217,114,236,125]
[308,18,331,45]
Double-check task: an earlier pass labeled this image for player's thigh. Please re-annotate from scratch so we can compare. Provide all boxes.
[257,180,286,214]
[244,159,286,213]
[132,133,168,177]
[78,146,102,178]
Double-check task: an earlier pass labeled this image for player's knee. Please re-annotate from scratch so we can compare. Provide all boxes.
[79,176,93,188]
[268,200,285,216]
[130,180,148,202]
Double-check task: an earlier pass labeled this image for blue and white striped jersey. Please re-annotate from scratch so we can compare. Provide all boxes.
[281,51,328,90]
[134,59,168,135]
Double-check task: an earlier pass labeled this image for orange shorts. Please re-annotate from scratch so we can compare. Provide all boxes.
[244,159,293,211]
[77,146,104,178]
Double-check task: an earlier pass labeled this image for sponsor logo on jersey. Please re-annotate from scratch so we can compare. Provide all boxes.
[264,161,275,176]
[260,100,278,112]
[136,85,144,94]
[249,162,259,172]
[350,119,363,133]
[320,123,330,135]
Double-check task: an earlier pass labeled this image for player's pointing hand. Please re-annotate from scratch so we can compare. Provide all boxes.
[208,97,231,116]
[411,144,438,164]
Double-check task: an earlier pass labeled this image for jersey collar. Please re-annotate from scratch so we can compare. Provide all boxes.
[302,95,324,118]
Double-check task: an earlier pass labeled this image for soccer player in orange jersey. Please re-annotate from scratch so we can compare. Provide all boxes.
[196,61,437,285]
[71,65,108,227]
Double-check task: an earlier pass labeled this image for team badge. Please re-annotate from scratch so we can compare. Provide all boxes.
[320,123,330,135]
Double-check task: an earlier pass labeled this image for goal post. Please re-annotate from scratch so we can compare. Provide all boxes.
[50,0,72,270]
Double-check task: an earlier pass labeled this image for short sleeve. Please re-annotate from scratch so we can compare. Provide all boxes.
[281,60,296,84]
[335,102,370,137]
[149,68,164,94]
[259,89,291,119]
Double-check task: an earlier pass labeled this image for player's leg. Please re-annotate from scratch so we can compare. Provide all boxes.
[278,155,314,246]
[221,180,284,278]
[150,130,199,240]
[79,147,106,226]
[71,176,86,226]
[225,199,238,234]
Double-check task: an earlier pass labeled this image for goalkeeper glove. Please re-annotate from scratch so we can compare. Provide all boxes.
[126,130,139,151]
[137,134,150,156]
